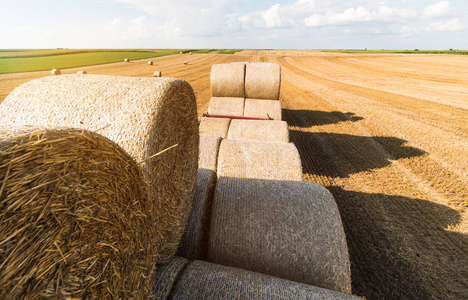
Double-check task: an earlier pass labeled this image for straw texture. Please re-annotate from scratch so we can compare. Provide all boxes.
[244,63,281,100]
[0,74,199,260]
[208,178,352,294]
[244,98,282,120]
[199,117,231,139]
[153,256,189,299]
[217,139,302,181]
[177,169,217,260]
[0,127,159,298]
[170,260,358,299]
[227,119,289,143]
[210,63,245,98]
[198,137,222,172]
[207,97,244,117]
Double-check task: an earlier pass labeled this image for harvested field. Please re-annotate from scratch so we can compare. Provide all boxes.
[1,50,467,299]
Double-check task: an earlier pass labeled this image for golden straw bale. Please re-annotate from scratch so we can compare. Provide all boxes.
[77,70,87,74]
[227,119,289,143]
[245,63,281,100]
[217,139,302,181]
[184,61,188,65]
[154,71,162,77]
[0,127,158,298]
[208,178,352,294]
[243,98,282,120]
[198,136,222,171]
[207,97,244,117]
[124,58,129,62]
[0,74,199,260]
[148,60,153,65]
[210,63,245,98]
[177,169,217,260]
[199,117,231,139]
[51,69,61,75]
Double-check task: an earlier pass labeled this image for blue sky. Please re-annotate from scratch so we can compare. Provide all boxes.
[1,0,467,49]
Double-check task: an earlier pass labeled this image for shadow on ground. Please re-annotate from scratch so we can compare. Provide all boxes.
[282,109,363,127]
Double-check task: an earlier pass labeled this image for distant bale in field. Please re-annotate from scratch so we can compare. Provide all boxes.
[244,98,282,120]
[0,74,199,261]
[190,52,192,55]
[148,60,153,65]
[198,136,222,171]
[211,63,245,98]
[207,97,244,117]
[51,69,61,75]
[180,51,183,54]
[184,61,188,65]
[199,117,231,139]
[245,63,281,100]
[208,178,352,294]
[124,58,130,62]
[77,70,87,74]
[227,119,289,143]
[0,127,158,298]
[154,71,162,77]
[217,139,302,181]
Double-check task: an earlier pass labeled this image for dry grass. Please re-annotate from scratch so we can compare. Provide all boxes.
[210,63,245,98]
[199,117,231,139]
[207,97,245,117]
[243,98,282,120]
[244,62,281,100]
[227,119,289,143]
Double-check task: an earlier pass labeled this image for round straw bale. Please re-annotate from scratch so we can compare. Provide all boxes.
[77,70,87,74]
[154,256,190,299]
[210,63,245,98]
[199,117,231,139]
[190,52,192,55]
[124,58,129,62]
[184,61,188,65]
[198,136,222,172]
[180,51,183,54]
[154,71,162,77]
[0,127,160,298]
[244,98,282,120]
[227,119,289,143]
[177,169,217,260]
[208,178,351,293]
[148,60,153,65]
[245,63,281,100]
[170,260,357,299]
[51,69,61,75]
[217,139,302,181]
[207,97,245,117]
[0,74,199,260]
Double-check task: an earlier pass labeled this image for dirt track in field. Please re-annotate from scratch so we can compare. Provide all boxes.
[1,50,467,299]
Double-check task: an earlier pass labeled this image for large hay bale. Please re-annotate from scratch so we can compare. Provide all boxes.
[243,98,282,120]
[51,69,61,75]
[170,260,357,299]
[227,119,289,143]
[0,127,159,298]
[198,137,222,171]
[210,63,245,98]
[177,169,217,260]
[208,178,352,294]
[217,139,302,181]
[0,74,199,260]
[153,256,189,299]
[244,63,281,100]
[207,97,244,117]
[199,117,231,139]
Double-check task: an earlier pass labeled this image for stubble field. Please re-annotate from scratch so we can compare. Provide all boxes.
[0,50,466,299]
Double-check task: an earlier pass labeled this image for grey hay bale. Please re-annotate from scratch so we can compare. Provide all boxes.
[207,96,244,117]
[208,178,352,294]
[154,71,162,77]
[227,119,289,143]
[50,69,61,75]
[245,62,281,100]
[124,58,129,62]
[210,63,245,98]
[198,136,222,171]
[153,256,190,299]
[148,60,153,65]
[199,117,231,139]
[177,169,217,260]
[0,74,199,261]
[217,139,302,181]
[244,98,282,120]
[0,127,157,298]
[77,70,87,74]
[170,260,357,299]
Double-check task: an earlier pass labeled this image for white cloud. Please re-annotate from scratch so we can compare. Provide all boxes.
[425,18,464,32]
[423,1,451,18]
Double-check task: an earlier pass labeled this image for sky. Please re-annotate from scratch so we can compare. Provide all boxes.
[1,0,467,49]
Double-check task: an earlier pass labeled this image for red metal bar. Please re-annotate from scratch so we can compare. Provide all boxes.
[203,112,272,120]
